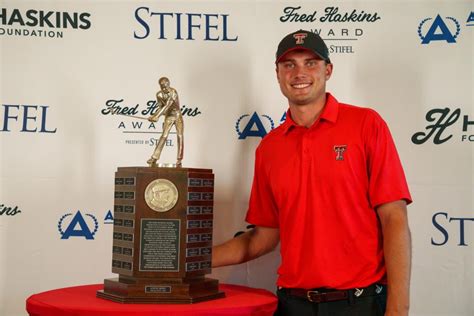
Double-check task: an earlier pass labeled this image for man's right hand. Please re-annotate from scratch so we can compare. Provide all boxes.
[212,226,280,268]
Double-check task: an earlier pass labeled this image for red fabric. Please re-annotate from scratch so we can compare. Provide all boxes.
[246,93,412,290]
[26,284,277,316]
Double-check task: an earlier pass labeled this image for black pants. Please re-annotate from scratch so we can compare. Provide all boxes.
[274,288,387,316]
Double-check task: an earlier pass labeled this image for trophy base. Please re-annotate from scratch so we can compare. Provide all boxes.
[96,277,225,304]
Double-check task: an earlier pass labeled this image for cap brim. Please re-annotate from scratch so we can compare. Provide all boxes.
[276,47,327,64]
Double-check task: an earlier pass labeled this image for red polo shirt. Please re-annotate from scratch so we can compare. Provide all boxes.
[246,93,412,289]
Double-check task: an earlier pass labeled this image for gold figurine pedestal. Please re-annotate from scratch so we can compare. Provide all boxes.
[97,167,224,303]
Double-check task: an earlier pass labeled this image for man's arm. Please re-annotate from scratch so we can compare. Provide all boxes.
[376,200,411,316]
[149,92,176,121]
[212,226,279,268]
[149,94,165,122]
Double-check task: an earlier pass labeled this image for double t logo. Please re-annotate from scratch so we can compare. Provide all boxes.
[334,145,347,161]
[293,33,307,44]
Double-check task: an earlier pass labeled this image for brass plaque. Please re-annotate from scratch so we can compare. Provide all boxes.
[144,179,179,212]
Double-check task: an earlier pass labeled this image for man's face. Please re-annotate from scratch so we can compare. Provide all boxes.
[160,79,170,92]
[276,50,333,107]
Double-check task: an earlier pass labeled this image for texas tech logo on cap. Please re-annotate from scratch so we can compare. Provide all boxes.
[293,32,308,44]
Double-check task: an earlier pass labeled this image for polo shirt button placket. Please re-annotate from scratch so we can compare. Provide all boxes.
[302,132,310,161]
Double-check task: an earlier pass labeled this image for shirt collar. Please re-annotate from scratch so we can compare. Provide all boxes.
[281,93,340,134]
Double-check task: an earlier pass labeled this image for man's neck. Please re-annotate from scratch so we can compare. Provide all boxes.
[289,94,327,128]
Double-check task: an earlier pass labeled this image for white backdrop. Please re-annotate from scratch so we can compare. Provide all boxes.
[1,0,473,315]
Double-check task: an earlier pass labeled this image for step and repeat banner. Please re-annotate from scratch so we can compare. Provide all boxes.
[1,0,473,315]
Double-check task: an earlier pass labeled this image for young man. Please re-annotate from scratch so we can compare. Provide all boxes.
[213,30,412,316]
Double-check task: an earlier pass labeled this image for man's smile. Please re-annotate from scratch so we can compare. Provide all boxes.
[291,82,312,89]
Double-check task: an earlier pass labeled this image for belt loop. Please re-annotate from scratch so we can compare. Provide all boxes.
[348,289,355,305]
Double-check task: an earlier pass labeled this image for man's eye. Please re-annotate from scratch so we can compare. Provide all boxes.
[306,61,316,67]
[283,63,294,69]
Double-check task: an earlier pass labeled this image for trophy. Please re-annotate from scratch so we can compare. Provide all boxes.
[97,77,224,303]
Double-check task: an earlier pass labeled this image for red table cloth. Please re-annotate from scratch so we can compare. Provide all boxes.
[26,283,277,316]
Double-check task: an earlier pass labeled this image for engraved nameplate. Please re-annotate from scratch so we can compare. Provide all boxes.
[187,206,201,215]
[203,179,214,187]
[139,219,180,272]
[145,286,171,293]
[188,178,203,187]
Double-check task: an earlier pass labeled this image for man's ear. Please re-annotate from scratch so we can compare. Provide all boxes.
[325,63,333,80]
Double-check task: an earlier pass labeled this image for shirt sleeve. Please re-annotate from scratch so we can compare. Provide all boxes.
[245,145,280,228]
[363,110,413,208]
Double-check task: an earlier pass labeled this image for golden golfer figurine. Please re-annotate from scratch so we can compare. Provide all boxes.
[147,77,184,167]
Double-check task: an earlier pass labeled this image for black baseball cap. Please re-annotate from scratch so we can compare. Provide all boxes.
[276,29,330,64]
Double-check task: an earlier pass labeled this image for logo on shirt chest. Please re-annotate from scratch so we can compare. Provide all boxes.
[333,145,347,160]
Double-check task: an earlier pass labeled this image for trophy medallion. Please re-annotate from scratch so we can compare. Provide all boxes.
[144,179,179,213]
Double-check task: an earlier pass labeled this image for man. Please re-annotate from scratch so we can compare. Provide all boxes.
[147,77,184,167]
[212,30,412,316]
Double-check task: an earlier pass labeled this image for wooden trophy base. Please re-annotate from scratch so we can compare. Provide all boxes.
[97,276,225,304]
[98,167,224,304]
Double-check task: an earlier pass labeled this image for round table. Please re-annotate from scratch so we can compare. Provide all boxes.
[26,283,277,316]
